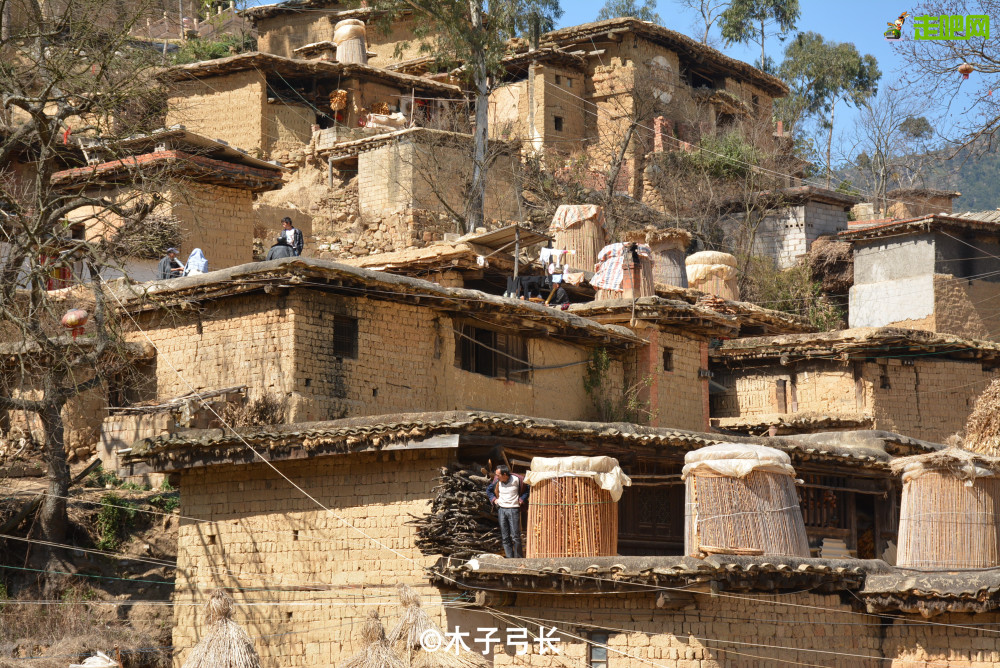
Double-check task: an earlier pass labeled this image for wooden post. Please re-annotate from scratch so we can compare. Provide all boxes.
[513,226,520,283]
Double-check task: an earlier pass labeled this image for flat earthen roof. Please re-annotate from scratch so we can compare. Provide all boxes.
[839,213,1000,241]
[712,327,1000,364]
[115,256,643,347]
[159,52,464,96]
[119,409,937,474]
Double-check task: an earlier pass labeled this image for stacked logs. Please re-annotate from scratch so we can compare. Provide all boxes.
[409,463,502,559]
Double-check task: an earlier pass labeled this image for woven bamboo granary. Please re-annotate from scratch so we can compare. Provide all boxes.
[548,205,608,272]
[591,242,656,301]
[623,227,691,287]
[686,251,739,301]
[892,447,1000,569]
[683,443,810,558]
[523,456,631,559]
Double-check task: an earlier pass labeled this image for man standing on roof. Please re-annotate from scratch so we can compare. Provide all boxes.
[487,465,529,558]
[157,247,184,279]
[280,217,303,256]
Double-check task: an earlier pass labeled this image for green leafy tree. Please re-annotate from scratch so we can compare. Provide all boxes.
[779,31,880,187]
[597,0,662,23]
[372,0,562,233]
[719,0,799,71]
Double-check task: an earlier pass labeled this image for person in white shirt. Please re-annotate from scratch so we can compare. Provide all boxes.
[486,465,530,558]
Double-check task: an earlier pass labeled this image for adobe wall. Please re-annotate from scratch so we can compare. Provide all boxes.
[484,591,883,667]
[934,274,1000,341]
[129,294,297,403]
[169,182,256,270]
[537,65,587,155]
[632,327,708,431]
[357,135,519,222]
[883,611,1000,666]
[265,102,315,158]
[712,356,1000,443]
[165,70,266,154]
[3,382,107,463]
[170,450,453,667]
[287,290,627,424]
[255,12,339,59]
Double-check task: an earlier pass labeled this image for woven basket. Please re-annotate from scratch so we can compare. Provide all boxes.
[897,471,1000,569]
[683,444,809,558]
[527,477,618,558]
[686,251,739,300]
[548,205,607,272]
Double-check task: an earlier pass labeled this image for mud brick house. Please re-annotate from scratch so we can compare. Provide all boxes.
[852,187,962,222]
[842,213,1000,340]
[51,128,283,278]
[245,1,430,66]
[114,257,749,430]
[319,128,520,222]
[119,412,1000,668]
[161,52,463,161]
[492,18,788,195]
[709,327,1000,442]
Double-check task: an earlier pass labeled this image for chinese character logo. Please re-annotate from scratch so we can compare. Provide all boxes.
[914,14,990,40]
[885,11,909,40]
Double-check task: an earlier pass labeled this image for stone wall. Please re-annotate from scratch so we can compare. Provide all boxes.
[170,450,452,668]
[256,11,339,59]
[165,70,266,154]
[712,356,1000,443]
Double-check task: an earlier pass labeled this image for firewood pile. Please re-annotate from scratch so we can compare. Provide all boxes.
[696,294,738,314]
[409,463,501,559]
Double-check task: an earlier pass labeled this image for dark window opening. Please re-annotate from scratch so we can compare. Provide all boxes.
[553,116,564,132]
[662,347,674,372]
[752,94,760,108]
[589,632,609,668]
[108,358,157,408]
[71,225,85,240]
[566,77,573,88]
[333,316,359,359]
[879,364,891,389]
[454,322,530,382]
[554,74,562,85]
[717,112,736,128]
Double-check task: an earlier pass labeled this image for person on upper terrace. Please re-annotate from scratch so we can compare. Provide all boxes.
[265,235,296,261]
[157,247,184,279]
[487,465,530,558]
[280,217,303,256]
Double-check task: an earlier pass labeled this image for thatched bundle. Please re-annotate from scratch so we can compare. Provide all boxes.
[339,610,406,668]
[388,585,488,668]
[963,379,1000,456]
[182,589,260,668]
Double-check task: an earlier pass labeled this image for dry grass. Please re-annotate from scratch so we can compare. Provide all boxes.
[964,379,1000,456]
[338,610,405,668]
[182,590,259,668]
[0,585,169,668]
[218,394,286,430]
[387,585,487,668]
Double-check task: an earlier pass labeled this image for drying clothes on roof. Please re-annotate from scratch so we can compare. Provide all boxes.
[590,242,654,291]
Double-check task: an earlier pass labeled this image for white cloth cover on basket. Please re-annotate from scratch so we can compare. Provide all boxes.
[682,443,796,480]
[524,456,632,502]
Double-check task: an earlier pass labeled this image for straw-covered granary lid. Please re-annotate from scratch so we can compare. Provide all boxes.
[524,455,632,502]
[685,251,737,268]
[622,226,693,248]
[682,443,796,480]
[890,446,1000,484]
